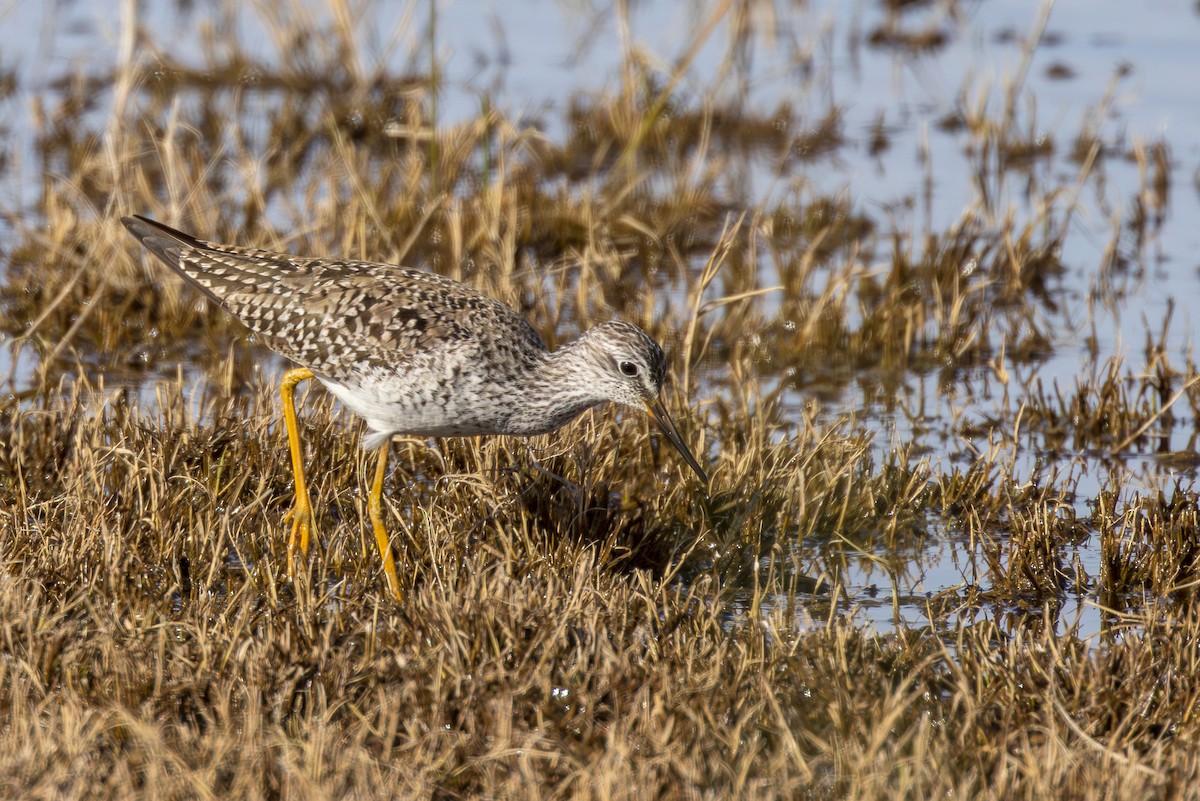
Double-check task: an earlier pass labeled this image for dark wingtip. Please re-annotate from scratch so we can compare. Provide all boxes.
[121,214,201,245]
[121,214,157,238]
[120,215,204,270]
[120,215,229,307]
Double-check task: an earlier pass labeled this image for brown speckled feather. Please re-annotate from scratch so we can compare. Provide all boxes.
[121,215,544,383]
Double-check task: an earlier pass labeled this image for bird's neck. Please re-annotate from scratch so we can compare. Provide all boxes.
[506,337,606,436]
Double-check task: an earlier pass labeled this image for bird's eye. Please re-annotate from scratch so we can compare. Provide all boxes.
[619,361,639,377]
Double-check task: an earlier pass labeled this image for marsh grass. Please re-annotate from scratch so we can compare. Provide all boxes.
[2,0,1200,797]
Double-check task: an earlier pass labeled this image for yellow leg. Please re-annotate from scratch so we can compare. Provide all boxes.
[281,367,315,584]
[369,443,403,602]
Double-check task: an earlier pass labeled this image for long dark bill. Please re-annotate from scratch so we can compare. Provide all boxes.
[644,396,709,485]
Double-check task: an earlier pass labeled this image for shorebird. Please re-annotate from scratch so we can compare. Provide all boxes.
[121,215,707,601]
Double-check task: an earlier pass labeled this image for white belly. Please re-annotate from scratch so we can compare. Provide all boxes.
[317,359,516,444]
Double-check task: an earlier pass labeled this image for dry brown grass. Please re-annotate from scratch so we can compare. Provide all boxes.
[3,0,1200,798]
[4,382,1198,800]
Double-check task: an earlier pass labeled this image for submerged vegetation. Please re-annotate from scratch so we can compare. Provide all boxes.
[1,0,1199,797]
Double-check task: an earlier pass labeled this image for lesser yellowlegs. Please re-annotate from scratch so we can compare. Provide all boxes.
[121,215,707,601]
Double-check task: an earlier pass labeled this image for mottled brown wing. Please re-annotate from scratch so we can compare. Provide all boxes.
[246,266,511,378]
[121,215,542,380]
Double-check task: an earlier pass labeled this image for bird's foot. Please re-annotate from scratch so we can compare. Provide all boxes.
[284,503,314,583]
